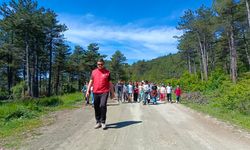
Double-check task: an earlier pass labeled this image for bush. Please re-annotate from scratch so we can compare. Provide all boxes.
[11,81,26,100]
[4,107,37,121]
[178,71,250,116]
[214,78,250,115]
[36,97,63,107]
[26,102,43,112]
[182,92,209,104]
[205,70,227,91]
[0,88,8,100]
[237,93,250,115]
[178,72,205,92]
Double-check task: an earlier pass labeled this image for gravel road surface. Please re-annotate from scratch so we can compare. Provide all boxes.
[20,101,250,150]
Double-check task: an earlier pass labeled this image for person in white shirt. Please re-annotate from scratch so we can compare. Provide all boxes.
[166,83,172,103]
[160,85,166,101]
[123,84,128,102]
[143,81,150,105]
[138,82,144,103]
[127,82,133,102]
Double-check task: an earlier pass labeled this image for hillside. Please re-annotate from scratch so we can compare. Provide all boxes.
[128,53,186,82]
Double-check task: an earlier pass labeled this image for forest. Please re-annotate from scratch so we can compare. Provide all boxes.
[0,0,250,103]
[129,0,250,84]
[0,1,250,145]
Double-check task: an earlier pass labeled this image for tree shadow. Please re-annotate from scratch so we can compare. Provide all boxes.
[106,121,142,129]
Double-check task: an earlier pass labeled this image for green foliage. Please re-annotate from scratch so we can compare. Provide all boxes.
[182,92,209,104]
[214,78,250,115]
[110,50,127,81]
[60,93,83,106]
[178,72,205,91]
[183,100,250,131]
[181,72,250,130]
[129,53,186,82]
[0,103,37,123]
[205,70,228,91]
[0,88,8,100]
[4,107,37,121]
[36,97,63,107]
[0,92,83,146]
[11,81,26,100]
[176,70,228,92]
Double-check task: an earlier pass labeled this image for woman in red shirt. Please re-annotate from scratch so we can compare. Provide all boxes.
[174,85,182,103]
[133,83,139,102]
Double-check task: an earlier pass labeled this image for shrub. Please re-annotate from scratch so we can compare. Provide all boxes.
[0,88,8,100]
[11,81,26,100]
[36,97,63,107]
[178,72,205,92]
[206,70,227,91]
[182,92,209,104]
[215,78,250,115]
[4,107,36,121]
[26,102,43,112]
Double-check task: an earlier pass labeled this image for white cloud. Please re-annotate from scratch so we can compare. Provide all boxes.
[58,13,182,63]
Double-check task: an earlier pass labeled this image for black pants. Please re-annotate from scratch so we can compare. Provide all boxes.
[117,90,122,102]
[94,92,109,124]
[84,93,89,104]
[133,93,138,102]
[167,93,172,101]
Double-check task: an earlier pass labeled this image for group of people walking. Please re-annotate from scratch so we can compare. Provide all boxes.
[82,58,182,130]
[115,81,182,105]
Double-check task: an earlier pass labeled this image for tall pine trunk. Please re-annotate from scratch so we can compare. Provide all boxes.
[246,0,250,28]
[25,33,31,96]
[193,56,197,75]
[31,62,34,97]
[197,34,208,81]
[229,27,237,83]
[196,47,204,81]
[48,40,52,96]
[187,52,192,73]
[7,53,13,96]
[78,72,81,91]
[55,65,60,95]
[243,32,250,69]
[203,36,208,80]
[33,48,39,97]
[210,43,216,71]
[39,69,42,96]
[7,31,14,96]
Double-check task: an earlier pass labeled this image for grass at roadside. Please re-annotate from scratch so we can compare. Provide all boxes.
[176,72,250,132]
[0,92,84,148]
[182,96,250,132]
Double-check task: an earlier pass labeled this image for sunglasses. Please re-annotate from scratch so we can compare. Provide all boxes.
[97,63,104,66]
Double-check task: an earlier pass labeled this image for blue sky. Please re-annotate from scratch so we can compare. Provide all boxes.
[1,0,212,64]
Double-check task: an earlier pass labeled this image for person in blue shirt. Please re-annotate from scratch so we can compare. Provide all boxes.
[81,82,88,105]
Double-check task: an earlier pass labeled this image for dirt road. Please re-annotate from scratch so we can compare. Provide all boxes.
[21,101,250,150]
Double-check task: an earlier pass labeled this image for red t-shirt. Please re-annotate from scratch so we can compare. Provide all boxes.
[134,87,139,94]
[175,88,182,96]
[91,68,110,93]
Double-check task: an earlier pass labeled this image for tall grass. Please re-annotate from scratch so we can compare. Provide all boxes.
[0,92,83,147]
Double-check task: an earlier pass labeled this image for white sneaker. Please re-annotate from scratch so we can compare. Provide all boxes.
[94,123,101,129]
[101,123,107,130]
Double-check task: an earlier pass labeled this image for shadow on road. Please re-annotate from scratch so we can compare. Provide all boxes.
[107,103,120,106]
[106,121,142,129]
